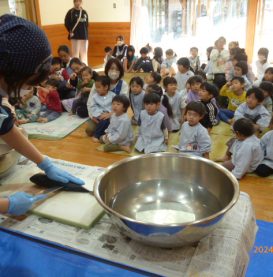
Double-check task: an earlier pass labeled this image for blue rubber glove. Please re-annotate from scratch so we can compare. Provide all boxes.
[38,157,85,186]
[8,192,47,216]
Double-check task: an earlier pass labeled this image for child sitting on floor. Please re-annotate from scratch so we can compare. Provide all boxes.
[160,49,177,77]
[129,76,145,125]
[186,75,203,103]
[49,57,70,82]
[175,57,194,91]
[144,72,162,90]
[133,47,153,73]
[16,86,41,124]
[259,81,273,116]
[86,76,115,142]
[71,66,96,118]
[234,87,271,132]
[255,130,273,177]
[219,76,246,124]
[177,101,211,158]
[135,93,168,153]
[100,95,134,153]
[37,79,62,123]
[233,61,252,91]
[198,82,219,132]
[188,47,200,73]
[146,84,172,131]
[222,118,264,179]
[163,76,186,131]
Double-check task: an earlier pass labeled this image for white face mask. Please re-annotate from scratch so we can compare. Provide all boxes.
[108,70,120,81]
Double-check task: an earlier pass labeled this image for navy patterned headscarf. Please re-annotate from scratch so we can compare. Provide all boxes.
[0,14,52,76]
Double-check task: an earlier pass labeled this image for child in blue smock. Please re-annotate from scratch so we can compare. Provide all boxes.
[87,76,115,142]
[163,76,186,131]
[234,87,271,132]
[101,95,134,153]
[177,102,211,158]
[222,118,264,179]
[129,76,145,125]
[135,93,168,153]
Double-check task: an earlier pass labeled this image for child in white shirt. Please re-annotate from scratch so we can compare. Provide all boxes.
[177,101,211,158]
[222,118,264,179]
[101,95,134,153]
[175,57,194,91]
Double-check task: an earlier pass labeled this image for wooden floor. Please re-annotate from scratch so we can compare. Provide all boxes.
[31,123,273,222]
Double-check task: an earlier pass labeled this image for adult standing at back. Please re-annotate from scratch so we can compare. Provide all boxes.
[210,36,229,89]
[65,0,89,65]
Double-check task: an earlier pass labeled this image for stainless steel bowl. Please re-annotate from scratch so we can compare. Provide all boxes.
[94,153,239,248]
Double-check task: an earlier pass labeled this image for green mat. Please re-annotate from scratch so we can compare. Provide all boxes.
[23,113,88,140]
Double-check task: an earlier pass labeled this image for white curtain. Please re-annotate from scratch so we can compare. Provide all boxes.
[130,0,151,54]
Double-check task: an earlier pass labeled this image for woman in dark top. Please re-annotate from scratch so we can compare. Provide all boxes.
[112,35,128,61]
[65,0,89,65]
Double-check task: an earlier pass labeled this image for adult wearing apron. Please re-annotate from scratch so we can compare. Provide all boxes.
[65,0,89,65]
[0,15,84,216]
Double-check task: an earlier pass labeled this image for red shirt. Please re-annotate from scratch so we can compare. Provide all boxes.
[46,90,62,113]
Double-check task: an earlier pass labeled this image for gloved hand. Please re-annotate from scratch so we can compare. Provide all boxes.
[8,192,47,216]
[38,157,85,186]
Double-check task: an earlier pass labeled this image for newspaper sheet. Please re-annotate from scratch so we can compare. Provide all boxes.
[0,160,257,277]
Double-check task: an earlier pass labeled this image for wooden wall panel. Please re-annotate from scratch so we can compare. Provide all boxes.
[42,22,131,67]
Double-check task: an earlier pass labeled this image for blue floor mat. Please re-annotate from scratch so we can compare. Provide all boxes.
[246,220,273,277]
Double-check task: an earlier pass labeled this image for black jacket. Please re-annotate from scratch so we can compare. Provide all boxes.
[65,8,89,40]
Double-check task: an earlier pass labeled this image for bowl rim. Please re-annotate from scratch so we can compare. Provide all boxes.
[94,152,240,227]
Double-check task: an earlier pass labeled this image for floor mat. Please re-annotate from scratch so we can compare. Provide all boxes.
[23,113,88,140]
[246,220,273,277]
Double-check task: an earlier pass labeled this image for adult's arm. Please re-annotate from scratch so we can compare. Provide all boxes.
[64,9,72,32]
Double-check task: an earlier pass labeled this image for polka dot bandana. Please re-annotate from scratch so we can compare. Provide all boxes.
[0,14,51,75]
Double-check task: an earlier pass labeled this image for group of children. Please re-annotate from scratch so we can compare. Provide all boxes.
[9,38,273,181]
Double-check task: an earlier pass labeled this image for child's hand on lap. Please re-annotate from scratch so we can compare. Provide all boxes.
[99,113,111,120]
[91,117,99,124]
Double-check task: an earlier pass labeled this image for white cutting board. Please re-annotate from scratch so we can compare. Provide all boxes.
[32,192,104,229]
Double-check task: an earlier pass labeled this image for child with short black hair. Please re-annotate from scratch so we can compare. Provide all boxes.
[49,57,70,82]
[146,84,172,131]
[198,82,219,132]
[163,76,186,131]
[234,87,271,131]
[37,79,62,123]
[222,118,264,179]
[135,93,168,153]
[186,75,203,103]
[145,72,162,86]
[86,76,115,142]
[256,130,273,177]
[234,61,252,90]
[177,101,211,158]
[133,47,153,72]
[259,81,273,116]
[57,45,72,73]
[175,57,194,90]
[219,76,246,124]
[129,76,145,125]
[161,49,177,77]
[189,47,200,73]
[71,66,96,118]
[101,95,134,153]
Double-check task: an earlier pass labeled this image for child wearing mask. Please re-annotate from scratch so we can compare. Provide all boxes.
[234,87,271,132]
[198,82,219,132]
[175,57,194,91]
[16,86,41,124]
[222,118,264,179]
[86,76,115,142]
[177,101,211,158]
[135,93,168,153]
[37,79,63,123]
[129,76,145,125]
[219,76,246,124]
[100,95,134,153]
[163,76,186,131]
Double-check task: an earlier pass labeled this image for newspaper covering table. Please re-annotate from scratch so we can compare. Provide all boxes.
[0,159,257,277]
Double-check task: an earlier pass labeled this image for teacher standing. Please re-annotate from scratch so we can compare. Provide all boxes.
[65,0,89,65]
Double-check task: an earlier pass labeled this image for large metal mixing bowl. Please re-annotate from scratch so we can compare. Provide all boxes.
[94,153,239,248]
